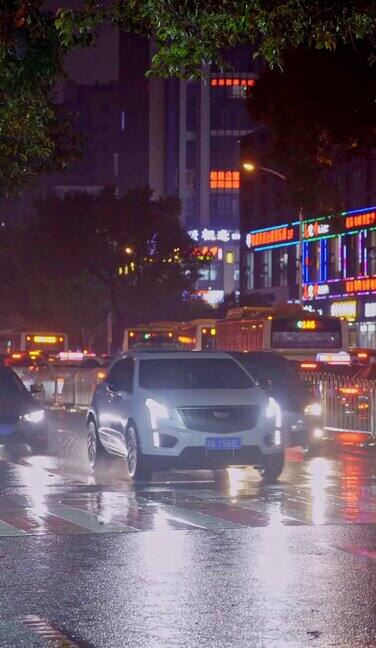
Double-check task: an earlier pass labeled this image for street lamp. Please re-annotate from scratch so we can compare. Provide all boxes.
[242,161,287,182]
[241,161,303,304]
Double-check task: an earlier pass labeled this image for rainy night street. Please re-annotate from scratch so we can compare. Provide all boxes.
[0,412,374,647]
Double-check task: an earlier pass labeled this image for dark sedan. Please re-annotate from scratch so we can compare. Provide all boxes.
[0,366,48,453]
[230,351,324,451]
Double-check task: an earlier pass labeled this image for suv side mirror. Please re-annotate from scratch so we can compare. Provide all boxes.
[258,377,273,391]
[30,383,43,394]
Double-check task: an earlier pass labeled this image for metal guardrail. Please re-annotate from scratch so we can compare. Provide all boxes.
[301,371,376,439]
[14,365,103,409]
[13,365,376,440]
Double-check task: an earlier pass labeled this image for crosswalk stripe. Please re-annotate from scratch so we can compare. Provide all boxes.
[0,519,27,537]
[20,615,95,647]
[137,495,248,530]
[49,503,140,534]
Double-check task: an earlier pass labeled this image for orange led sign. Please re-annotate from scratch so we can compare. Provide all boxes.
[33,335,57,344]
[247,226,296,248]
[297,320,316,330]
[345,278,376,293]
[345,211,376,230]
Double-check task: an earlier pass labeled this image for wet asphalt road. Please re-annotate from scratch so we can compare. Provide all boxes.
[0,412,375,647]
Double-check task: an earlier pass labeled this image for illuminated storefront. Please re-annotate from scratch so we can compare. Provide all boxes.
[189,228,240,306]
[243,205,376,345]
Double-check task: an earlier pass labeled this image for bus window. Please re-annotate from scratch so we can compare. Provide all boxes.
[124,327,176,351]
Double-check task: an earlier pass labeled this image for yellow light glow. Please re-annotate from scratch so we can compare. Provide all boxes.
[33,335,57,344]
[210,328,216,336]
[297,320,316,330]
[243,162,256,172]
[129,331,135,338]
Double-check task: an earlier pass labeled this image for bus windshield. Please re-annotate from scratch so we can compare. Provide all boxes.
[271,318,342,350]
[125,328,177,351]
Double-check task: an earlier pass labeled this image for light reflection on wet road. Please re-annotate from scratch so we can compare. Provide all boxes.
[0,413,375,646]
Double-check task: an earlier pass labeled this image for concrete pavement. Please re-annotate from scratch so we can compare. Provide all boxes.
[0,414,374,646]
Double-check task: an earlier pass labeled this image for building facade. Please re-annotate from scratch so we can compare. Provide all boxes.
[243,204,376,347]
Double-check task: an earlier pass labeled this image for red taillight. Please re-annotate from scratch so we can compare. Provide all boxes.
[300,362,317,370]
[336,432,370,445]
[339,387,359,395]
[357,352,368,359]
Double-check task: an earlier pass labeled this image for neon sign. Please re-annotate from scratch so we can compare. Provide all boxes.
[297,320,316,330]
[189,229,240,243]
[365,302,376,318]
[302,283,330,300]
[246,226,296,248]
[192,246,222,261]
[345,211,376,230]
[303,221,331,239]
[345,277,376,294]
[330,301,357,320]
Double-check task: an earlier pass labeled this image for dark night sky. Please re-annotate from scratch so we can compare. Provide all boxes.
[47,0,119,84]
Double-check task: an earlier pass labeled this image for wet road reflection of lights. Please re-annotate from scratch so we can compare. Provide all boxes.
[340,453,365,522]
[226,466,250,498]
[306,457,332,525]
[15,456,58,528]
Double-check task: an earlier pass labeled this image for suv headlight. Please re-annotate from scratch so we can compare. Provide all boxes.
[146,399,169,429]
[265,397,282,428]
[304,402,322,417]
[23,410,45,424]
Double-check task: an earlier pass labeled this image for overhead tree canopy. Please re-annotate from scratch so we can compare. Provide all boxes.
[0,1,375,196]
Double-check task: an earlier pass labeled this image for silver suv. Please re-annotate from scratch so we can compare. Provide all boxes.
[86,351,286,482]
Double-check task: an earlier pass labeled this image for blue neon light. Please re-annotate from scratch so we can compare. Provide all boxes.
[342,205,376,216]
[248,221,300,235]
[323,239,328,281]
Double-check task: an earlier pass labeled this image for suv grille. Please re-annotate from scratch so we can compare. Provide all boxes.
[177,405,260,434]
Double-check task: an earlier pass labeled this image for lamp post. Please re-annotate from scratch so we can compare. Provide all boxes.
[241,161,304,305]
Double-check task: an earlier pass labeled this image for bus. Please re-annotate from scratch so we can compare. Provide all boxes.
[216,307,349,361]
[0,329,69,360]
[176,319,217,351]
[123,323,180,351]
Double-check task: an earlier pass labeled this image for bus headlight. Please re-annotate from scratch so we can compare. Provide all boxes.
[304,402,322,417]
[146,399,169,429]
[265,397,282,429]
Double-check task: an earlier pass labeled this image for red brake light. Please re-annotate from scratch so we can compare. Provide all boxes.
[339,387,359,395]
[300,362,317,370]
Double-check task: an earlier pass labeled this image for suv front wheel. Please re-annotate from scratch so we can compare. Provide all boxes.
[125,424,153,483]
[256,451,285,483]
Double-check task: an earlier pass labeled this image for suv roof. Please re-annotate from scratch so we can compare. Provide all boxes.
[119,351,232,361]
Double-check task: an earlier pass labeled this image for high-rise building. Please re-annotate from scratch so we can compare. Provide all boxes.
[117,38,258,304]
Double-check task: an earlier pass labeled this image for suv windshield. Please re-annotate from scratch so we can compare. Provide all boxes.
[139,358,254,390]
[234,353,300,384]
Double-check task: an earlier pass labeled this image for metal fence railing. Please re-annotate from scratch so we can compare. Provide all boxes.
[300,371,376,438]
[13,365,376,440]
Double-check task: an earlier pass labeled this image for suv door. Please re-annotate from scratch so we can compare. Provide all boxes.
[99,358,134,455]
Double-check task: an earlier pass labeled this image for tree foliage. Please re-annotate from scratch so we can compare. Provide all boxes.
[247,43,376,210]
[0,188,202,348]
[1,1,376,196]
